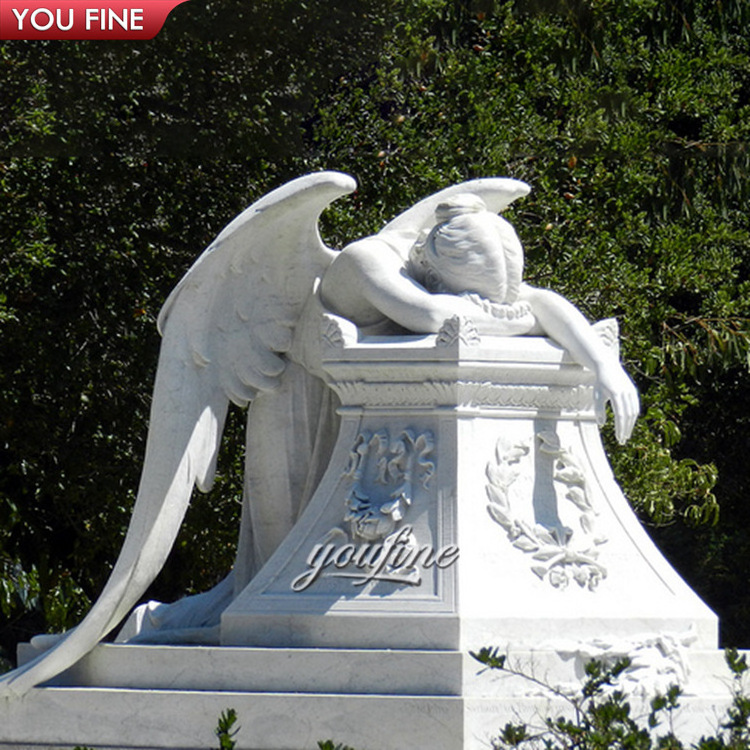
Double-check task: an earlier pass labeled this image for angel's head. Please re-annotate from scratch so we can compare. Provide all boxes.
[408,194,524,304]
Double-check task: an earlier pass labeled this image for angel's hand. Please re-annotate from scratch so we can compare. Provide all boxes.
[593,360,640,444]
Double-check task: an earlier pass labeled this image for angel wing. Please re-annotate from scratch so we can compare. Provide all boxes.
[0,171,356,698]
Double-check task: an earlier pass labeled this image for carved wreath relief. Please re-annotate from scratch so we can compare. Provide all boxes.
[292,429,460,591]
[485,430,607,590]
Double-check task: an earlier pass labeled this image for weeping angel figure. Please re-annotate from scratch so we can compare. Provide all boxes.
[0,171,638,697]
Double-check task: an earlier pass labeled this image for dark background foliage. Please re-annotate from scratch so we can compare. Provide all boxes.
[1,0,749,667]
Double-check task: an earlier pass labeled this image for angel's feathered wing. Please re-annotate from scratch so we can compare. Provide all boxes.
[0,171,356,698]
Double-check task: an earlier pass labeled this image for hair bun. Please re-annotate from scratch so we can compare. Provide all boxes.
[434,194,487,223]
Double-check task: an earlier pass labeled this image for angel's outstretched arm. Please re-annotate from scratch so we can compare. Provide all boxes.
[518,284,640,444]
[322,241,638,443]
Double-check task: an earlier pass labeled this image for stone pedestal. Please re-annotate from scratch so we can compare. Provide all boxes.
[0,327,735,750]
[223,324,716,651]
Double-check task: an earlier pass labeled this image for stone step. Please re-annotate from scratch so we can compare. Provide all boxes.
[4,644,746,749]
[0,685,463,749]
[19,641,741,698]
[19,642,463,695]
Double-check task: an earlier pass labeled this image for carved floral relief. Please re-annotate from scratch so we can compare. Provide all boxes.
[343,429,435,541]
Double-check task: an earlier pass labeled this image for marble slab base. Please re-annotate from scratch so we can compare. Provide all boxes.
[0,642,745,750]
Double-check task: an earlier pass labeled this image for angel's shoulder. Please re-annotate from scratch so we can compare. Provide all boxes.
[340,235,402,259]
[332,236,405,275]
[321,237,407,326]
[322,238,392,298]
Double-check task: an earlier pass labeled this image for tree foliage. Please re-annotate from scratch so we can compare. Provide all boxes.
[1,0,749,665]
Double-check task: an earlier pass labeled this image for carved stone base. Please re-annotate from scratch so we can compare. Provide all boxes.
[1,329,728,750]
[222,329,717,651]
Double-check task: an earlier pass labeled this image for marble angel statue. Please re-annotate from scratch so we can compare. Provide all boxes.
[0,171,639,697]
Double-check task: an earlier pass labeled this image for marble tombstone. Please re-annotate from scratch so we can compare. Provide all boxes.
[0,173,730,750]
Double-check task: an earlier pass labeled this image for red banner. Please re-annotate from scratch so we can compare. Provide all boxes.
[0,0,188,40]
